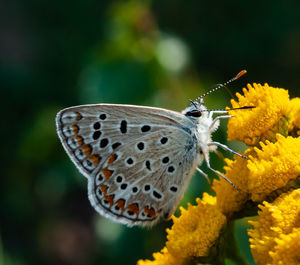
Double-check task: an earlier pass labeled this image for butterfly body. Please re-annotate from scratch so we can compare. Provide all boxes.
[56,102,226,226]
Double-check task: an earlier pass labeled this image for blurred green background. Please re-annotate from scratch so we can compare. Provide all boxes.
[1,0,299,264]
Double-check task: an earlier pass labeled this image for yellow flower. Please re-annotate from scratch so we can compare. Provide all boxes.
[137,247,185,265]
[247,134,300,201]
[166,195,226,260]
[269,228,300,265]
[212,151,251,216]
[248,189,300,265]
[201,191,217,205]
[288,97,300,136]
[227,83,289,146]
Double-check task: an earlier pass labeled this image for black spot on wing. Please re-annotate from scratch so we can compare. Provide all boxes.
[120,120,127,134]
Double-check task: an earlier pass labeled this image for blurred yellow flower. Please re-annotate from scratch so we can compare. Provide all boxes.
[166,195,226,260]
[248,189,300,265]
[227,83,289,146]
[137,247,185,265]
[288,97,300,136]
[269,228,300,265]
[247,134,300,201]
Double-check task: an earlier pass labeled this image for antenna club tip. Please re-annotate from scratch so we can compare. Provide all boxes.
[235,70,247,80]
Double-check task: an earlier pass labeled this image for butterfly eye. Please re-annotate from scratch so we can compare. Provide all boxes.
[186,110,202,117]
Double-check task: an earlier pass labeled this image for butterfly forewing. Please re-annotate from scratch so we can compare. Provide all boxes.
[56,104,197,226]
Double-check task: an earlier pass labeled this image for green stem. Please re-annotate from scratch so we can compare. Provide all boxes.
[223,222,248,265]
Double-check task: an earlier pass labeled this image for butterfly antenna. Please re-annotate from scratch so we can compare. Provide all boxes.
[189,99,199,108]
[201,105,256,112]
[196,70,247,103]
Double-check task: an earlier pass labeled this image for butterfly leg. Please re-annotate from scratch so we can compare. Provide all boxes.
[204,155,238,189]
[210,110,230,115]
[209,115,234,131]
[208,110,229,119]
[208,142,247,159]
[196,167,211,184]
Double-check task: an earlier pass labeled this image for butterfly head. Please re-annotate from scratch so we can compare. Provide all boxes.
[182,98,208,120]
[182,70,248,121]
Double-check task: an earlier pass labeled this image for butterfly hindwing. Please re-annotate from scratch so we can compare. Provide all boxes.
[88,127,197,226]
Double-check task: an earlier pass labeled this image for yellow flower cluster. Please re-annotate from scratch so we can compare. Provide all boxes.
[225,83,300,264]
[248,189,300,265]
[166,195,226,260]
[227,83,289,146]
[137,194,226,264]
[288,97,300,136]
[214,84,300,218]
[247,134,300,201]
[269,228,300,265]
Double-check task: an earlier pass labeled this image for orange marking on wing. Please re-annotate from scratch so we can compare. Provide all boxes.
[108,154,117,165]
[72,125,79,134]
[75,136,84,146]
[127,203,139,215]
[82,145,92,156]
[90,155,100,166]
[102,169,113,179]
[144,206,156,217]
[115,199,125,211]
[99,184,108,195]
[104,194,115,206]
[75,112,82,121]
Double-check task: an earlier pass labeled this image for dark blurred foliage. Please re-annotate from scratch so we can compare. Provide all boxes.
[0,0,299,264]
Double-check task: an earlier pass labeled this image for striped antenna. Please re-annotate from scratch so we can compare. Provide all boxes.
[196,70,247,103]
[201,105,255,112]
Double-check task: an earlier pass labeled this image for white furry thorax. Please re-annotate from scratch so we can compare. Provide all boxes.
[181,103,219,163]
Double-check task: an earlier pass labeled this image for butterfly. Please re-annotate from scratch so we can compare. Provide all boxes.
[56,70,249,227]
